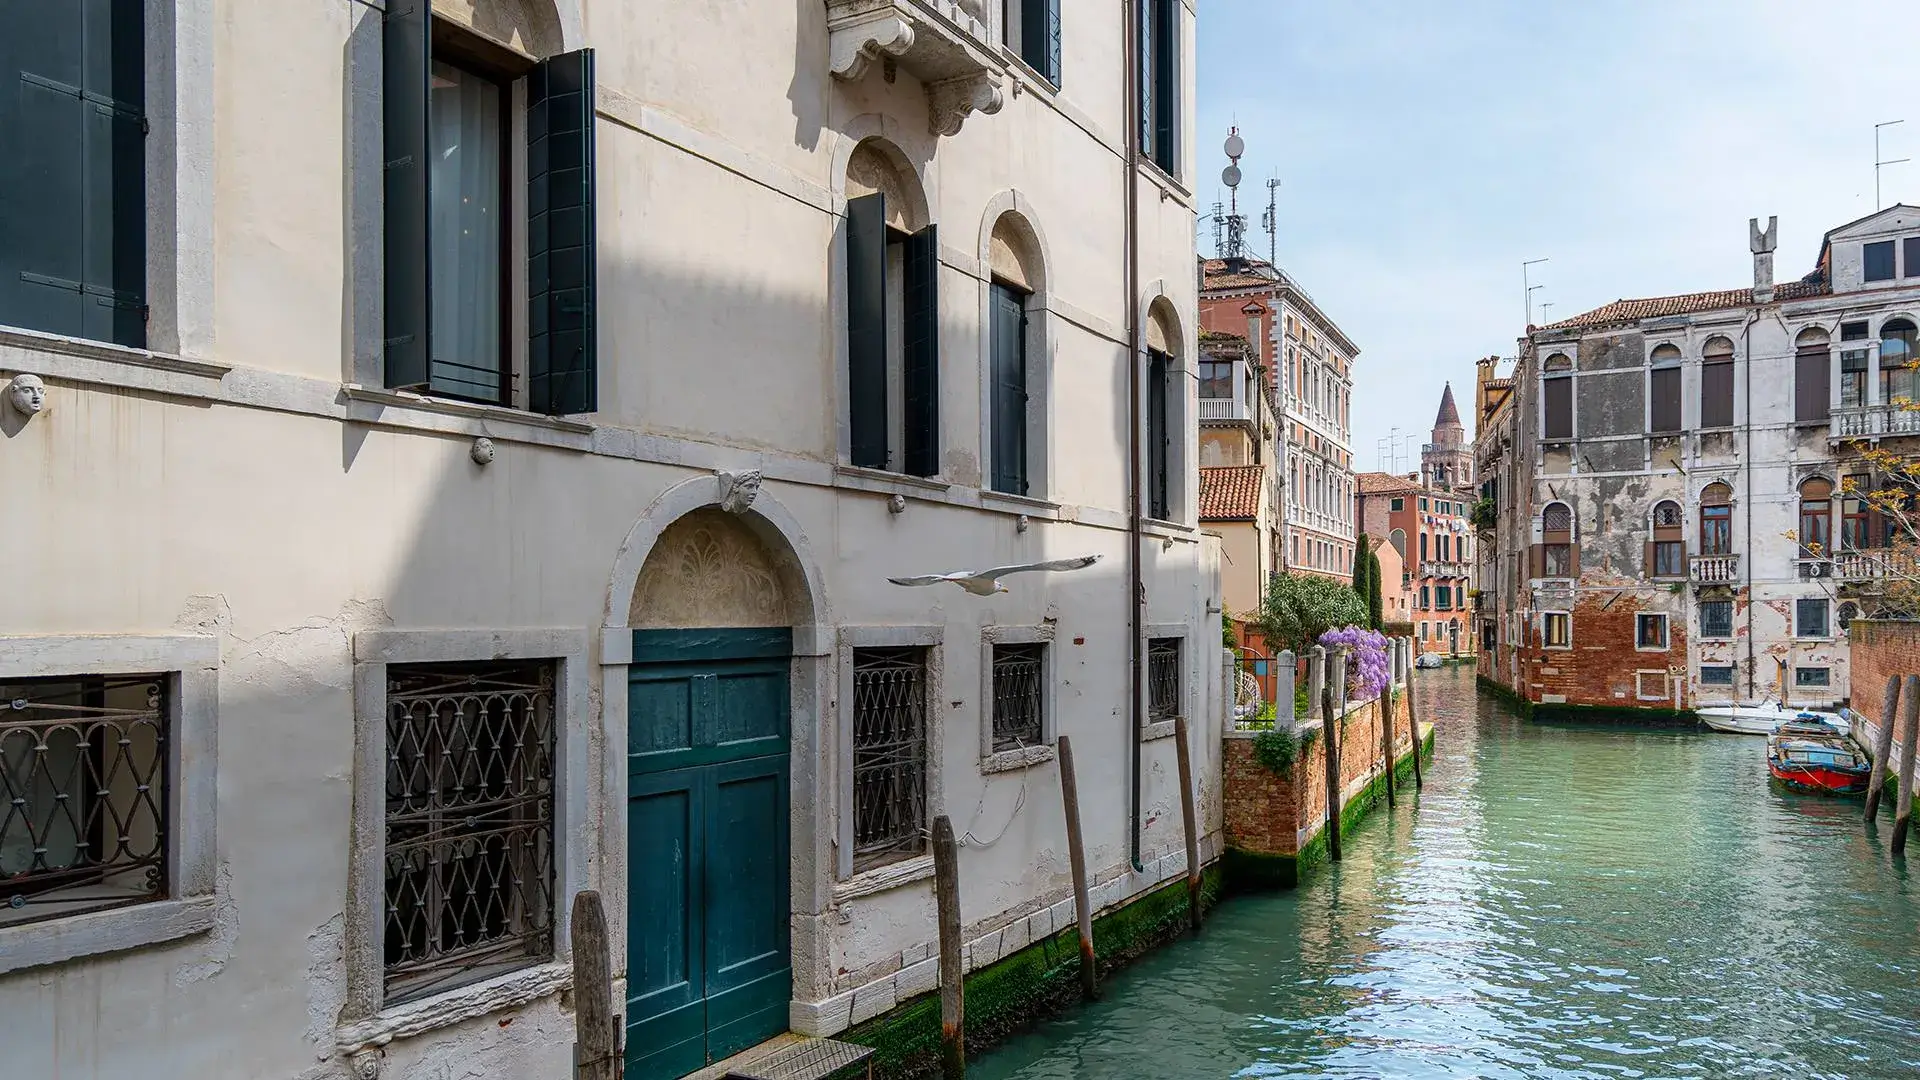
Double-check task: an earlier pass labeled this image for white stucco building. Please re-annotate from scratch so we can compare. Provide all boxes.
[0,1,1219,1077]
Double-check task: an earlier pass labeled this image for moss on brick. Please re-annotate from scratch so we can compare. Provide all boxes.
[842,866,1225,1079]
[1531,701,1701,728]
[1475,674,1533,717]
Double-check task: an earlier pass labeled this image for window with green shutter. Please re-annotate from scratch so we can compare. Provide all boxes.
[1147,348,1170,520]
[0,0,147,348]
[844,192,941,477]
[989,282,1028,495]
[1006,0,1061,85]
[1137,0,1179,176]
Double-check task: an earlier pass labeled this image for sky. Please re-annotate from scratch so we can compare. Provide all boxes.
[1195,0,1917,471]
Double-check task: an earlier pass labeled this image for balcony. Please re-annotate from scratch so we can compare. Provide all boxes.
[827,0,1005,136]
[1834,549,1920,581]
[1690,553,1740,584]
[1831,404,1920,441]
[1199,395,1253,424]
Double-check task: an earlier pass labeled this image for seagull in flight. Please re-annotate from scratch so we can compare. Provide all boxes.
[889,554,1102,596]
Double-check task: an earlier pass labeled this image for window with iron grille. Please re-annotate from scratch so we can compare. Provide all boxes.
[1147,638,1182,722]
[1699,600,1734,640]
[1700,665,1735,687]
[0,674,169,927]
[1795,666,1831,689]
[1795,598,1830,639]
[383,660,556,1005]
[990,643,1046,752]
[851,648,928,873]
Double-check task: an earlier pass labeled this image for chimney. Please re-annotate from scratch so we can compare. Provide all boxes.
[1750,215,1778,303]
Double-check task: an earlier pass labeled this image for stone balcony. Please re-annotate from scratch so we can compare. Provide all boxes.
[1690,553,1740,584]
[826,0,1006,136]
[1833,549,1920,582]
[1831,403,1920,441]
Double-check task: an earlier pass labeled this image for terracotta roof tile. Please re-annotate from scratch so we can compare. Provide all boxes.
[1198,465,1263,521]
[1356,471,1424,495]
[1543,278,1829,332]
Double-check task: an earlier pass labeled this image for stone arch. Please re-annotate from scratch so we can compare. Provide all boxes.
[831,115,935,227]
[1141,285,1190,522]
[1795,325,1831,347]
[430,0,576,56]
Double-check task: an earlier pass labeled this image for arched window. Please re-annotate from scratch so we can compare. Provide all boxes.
[1799,477,1833,557]
[1699,482,1733,555]
[845,139,937,475]
[1649,344,1682,433]
[1540,501,1575,578]
[1145,299,1183,521]
[1883,319,1918,406]
[986,211,1046,496]
[1842,474,1872,550]
[1795,327,1831,424]
[1701,337,1735,426]
[1389,528,1407,557]
[1543,353,1573,439]
[1649,499,1684,578]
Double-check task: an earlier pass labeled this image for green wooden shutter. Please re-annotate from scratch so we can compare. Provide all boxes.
[1023,0,1061,85]
[1153,0,1179,175]
[1147,349,1169,519]
[381,1,431,389]
[989,283,1028,495]
[903,224,940,478]
[1136,0,1154,160]
[846,194,889,468]
[528,48,598,415]
[0,0,146,348]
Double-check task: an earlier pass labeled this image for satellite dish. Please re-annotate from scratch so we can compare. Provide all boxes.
[1221,164,1242,189]
[1224,133,1245,159]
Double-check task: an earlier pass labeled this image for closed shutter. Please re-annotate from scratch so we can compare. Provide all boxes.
[382,0,432,389]
[989,283,1028,495]
[1907,237,1920,280]
[527,49,597,415]
[1023,0,1062,85]
[1147,349,1169,520]
[902,223,940,477]
[1700,360,1734,427]
[1530,544,1545,578]
[1649,367,1681,432]
[1136,0,1154,160]
[1152,0,1178,174]
[1543,375,1572,438]
[0,0,147,347]
[1795,347,1829,423]
[845,193,888,468]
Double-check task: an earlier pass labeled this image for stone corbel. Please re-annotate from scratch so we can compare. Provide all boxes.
[926,71,1003,137]
[829,13,915,82]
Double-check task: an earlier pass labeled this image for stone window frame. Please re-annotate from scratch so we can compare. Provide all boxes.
[1634,669,1670,701]
[1141,622,1190,742]
[337,627,592,1053]
[1794,597,1832,641]
[832,625,945,896]
[1541,610,1572,651]
[0,634,219,976]
[1697,598,1735,641]
[1794,665,1833,690]
[1698,664,1737,688]
[1634,612,1670,652]
[978,624,1057,773]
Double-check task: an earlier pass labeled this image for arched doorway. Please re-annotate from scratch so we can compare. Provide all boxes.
[622,506,809,1078]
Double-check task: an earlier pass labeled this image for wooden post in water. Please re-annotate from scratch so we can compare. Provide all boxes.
[1380,645,1397,809]
[1893,678,1920,856]
[933,815,965,1078]
[1055,735,1097,1000]
[1405,638,1424,791]
[1322,648,1344,863]
[1865,674,1902,824]
[570,890,621,1080]
[1173,715,1202,933]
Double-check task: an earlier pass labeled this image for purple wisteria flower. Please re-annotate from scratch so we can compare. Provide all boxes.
[1319,625,1391,702]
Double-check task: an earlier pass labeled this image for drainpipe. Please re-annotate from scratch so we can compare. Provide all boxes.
[1123,0,1145,872]
[1742,307,1761,699]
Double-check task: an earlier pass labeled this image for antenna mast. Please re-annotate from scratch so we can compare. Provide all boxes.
[1220,128,1246,266]
[1262,176,1280,268]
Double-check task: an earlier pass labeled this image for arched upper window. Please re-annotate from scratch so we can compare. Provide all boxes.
[1543,354,1573,439]
[1145,298,1183,522]
[986,211,1046,496]
[1540,501,1575,578]
[1883,319,1919,407]
[1649,500,1684,578]
[1700,482,1733,555]
[1798,477,1833,557]
[1389,528,1407,557]
[1649,345,1682,432]
[1699,338,1735,427]
[844,139,937,476]
[1650,343,1682,365]
[1795,327,1832,424]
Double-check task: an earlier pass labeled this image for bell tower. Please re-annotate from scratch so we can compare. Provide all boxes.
[1421,382,1473,494]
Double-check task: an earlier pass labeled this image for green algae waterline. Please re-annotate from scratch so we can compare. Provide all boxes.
[974,666,1920,1079]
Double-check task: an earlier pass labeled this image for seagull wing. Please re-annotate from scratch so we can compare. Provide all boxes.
[887,574,960,587]
[973,554,1103,580]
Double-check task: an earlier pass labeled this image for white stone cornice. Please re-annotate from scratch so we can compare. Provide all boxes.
[827,11,914,82]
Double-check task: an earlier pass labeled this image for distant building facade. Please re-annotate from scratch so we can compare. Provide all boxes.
[1199,329,1284,618]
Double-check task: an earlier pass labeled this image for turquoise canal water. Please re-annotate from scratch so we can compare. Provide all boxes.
[973,667,1920,1079]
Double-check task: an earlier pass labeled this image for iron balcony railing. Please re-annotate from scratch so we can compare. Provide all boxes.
[1831,404,1920,439]
[1691,553,1740,583]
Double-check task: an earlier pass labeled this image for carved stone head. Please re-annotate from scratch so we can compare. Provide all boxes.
[717,469,764,514]
[5,373,45,417]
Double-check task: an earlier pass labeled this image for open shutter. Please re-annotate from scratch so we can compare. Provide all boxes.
[1153,0,1179,174]
[989,284,1027,495]
[1147,350,1169,520]
[846,194,888,468]
[382,0,432,390]
[528,48,597,414]
[1530,544,1545,578]
[0,0,146,347]
[1023,0,1062,84]
[903,223,940,477]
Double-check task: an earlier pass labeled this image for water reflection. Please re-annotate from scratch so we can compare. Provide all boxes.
[973,667,1920,1079]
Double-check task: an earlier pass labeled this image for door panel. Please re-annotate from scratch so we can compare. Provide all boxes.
[702,759,792,1061]
[625,771,705,1080]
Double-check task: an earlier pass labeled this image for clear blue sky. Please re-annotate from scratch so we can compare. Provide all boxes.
[1196,0,1916,469]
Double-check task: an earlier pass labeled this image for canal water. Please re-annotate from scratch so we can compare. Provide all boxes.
[974,667,1920,1079]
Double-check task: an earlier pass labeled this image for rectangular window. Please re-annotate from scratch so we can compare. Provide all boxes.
[1795,598,1829,639]
[1137,0,1179,176]
[1390,497,1404,511]
[1439,534,1451,561]
[1543,543,1573,578]
[1700,665,1735,687]
[1906,236,1920,279]
[1636,613,1669,650]
[1843,485,1872,550]
[1436,586,1451,610]
[1795,345,1830,423]
[1197,359,1233,399]
[1865,240,1896,283]
[990,643,1045,752]
[989,282,1029,495]
[1654,540,1685,578]
[1543,612,1571,648]
[1795,666,1831,689]
[1419,497,1429,511]
[1147,637,1182,722]
[426,59,509,402]
[1005,0,1062,84]
[1543,375,1573,439]
[1635,670,1669,701]
[1700,360,1734,426]
[850,647,929,872]
[1650,365,1682,432]
[0,674,169,928]
[1699,599,1734,640]
[1842,320,1870,341]
[1419,585,1430,609]
[847,194,940,476]
[1147,348,1171,520]
[383,660,556,1004]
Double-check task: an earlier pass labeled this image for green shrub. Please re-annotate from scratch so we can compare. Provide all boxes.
[1252,725,1298,773]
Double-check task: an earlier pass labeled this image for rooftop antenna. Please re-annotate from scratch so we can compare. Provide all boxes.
[1220,128,1246,268]
[1876,120,1907,209]
[1538,301,1554,323]
[1208,201,1225,258]
[1262,175,1281,268]
[1522,257,1549,326]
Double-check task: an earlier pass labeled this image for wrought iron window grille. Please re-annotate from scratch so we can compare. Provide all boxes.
[382,660,556,1005]
[850,648,928,873]
[0,675,170,927]
[1147,638,1182,723]
[990,643,1045,753]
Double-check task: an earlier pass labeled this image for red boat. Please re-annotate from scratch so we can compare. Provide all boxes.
[1766,717,1870,795]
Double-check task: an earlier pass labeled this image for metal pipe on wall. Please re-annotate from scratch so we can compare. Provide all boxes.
[1123,0,1145,873]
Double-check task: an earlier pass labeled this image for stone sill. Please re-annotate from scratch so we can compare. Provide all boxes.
[341,384,596,451]
[981,744,1055,773]
[833,465,954,499]
[336,961,572,1053]
[1141,718,1178,741]
[833,854,936,903]
[0,895,215,976]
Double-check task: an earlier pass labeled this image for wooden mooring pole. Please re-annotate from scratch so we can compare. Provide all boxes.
[1380,661,1397,810]
[570,890,621,1080]
[933,815,966,1079]
[1321,648,1343,863]
[1405,639,1424,791]
[1865,674,1902,825]
[1056,735,1098,999]
[1893,677,1920,856]
[1173,715,1202,933]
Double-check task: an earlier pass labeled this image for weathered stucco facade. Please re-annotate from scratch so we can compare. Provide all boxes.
[0,1,1219,1077]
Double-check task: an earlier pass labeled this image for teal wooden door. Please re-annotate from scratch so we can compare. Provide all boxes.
[627,628,791,1080]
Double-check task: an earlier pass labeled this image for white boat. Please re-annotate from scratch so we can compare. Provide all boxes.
[1696,699,1848,736]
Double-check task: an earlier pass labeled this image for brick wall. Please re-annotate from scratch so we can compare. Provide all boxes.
[1847,620,1920,751]
[1224,688,1415,858]
[1522,589,1689,710]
